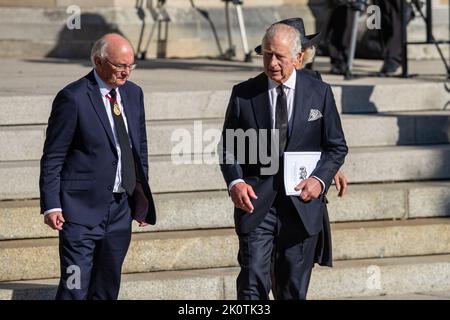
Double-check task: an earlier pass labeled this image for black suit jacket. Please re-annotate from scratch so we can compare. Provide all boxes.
[219,69,347,240]
[303,67,322,80]
[40,70,156,227]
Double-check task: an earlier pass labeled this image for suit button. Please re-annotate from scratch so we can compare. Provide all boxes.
[107,186,112,191]
[112,161,117,166]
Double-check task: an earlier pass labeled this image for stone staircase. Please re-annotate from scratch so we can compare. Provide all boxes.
[0,58,449,299]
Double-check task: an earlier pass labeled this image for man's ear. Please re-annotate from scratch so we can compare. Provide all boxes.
[94,56,102,68]
[296,51,305,67]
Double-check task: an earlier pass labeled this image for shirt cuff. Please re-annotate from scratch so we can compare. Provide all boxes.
[311,176,325,195]
[228,179,245,191]
[43,208,62,216]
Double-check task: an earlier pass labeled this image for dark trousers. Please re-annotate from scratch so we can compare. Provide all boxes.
[375,0,402,63]
[55,193,132,300]
[236,194,319,300]
[327,4,353,67]
[327,1,402,66]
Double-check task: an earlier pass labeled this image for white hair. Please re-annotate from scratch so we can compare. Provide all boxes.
[90,38,109,66]
[262,23,302,59]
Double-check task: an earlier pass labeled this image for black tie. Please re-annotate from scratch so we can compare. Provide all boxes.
[275,85,288,156]
[109,89,136,196]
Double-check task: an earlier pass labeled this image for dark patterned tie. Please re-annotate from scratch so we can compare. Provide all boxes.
[275,84,288,156]
[109,89,136,196]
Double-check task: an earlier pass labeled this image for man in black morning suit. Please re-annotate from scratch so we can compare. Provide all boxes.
[255,18,349,194]
[219,20,348,300]
[39,34,156,300]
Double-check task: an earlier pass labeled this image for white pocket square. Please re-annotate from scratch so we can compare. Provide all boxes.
[308,109,323,122]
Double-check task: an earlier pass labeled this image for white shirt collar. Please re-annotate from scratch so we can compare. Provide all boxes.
[268,69,296,91]
[93,69,117,97]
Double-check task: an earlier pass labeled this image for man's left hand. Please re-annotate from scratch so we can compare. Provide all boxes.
[294,177,323,202]
[333,169,348,198]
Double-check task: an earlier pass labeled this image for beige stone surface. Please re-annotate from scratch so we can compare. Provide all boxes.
[3,145,450,199]
[1,219,448,282]
[1,255,449,300]
[409,183,450,218]
[2,181,450,240]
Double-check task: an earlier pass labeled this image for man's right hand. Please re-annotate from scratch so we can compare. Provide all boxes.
[230,182,258,213]
[44,211,65,231]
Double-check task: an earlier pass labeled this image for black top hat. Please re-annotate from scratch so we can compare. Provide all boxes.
[254,17,321,55]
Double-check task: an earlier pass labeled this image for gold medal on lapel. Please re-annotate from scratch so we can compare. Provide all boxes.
[113,104,121,116]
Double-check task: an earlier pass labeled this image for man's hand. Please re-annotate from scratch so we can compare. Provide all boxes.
[333,169,348,197]
[44,211,65,231]
[230,182,258,213]
[295,177,322,202]
[137,221,149,227]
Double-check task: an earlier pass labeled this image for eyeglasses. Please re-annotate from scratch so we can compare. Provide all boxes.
[105,58,137,71]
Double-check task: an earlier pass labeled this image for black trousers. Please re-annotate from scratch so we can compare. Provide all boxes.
[327,4,353,67]
[327,0,402,66]
[374,0,402,64]
[236,193,319,300]
[55,193,132,300]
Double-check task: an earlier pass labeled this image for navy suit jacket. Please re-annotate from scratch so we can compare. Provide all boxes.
[40,70,156,227]
[219,69,348,238]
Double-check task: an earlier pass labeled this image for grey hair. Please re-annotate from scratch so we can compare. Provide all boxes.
[262,23,302,59]
[90,38,109,66]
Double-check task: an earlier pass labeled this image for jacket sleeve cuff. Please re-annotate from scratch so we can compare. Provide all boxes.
[311,176,325,195]
[43,208,62,216]
[228,179,245,191]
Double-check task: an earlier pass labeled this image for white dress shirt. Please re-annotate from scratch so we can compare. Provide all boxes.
[44,70,130,216]
[228,71,325,193]
[93,70,130,194]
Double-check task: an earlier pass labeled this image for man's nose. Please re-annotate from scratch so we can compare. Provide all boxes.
[270,55,278,67]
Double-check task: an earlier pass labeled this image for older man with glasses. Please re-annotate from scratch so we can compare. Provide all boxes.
[40,33,156,300]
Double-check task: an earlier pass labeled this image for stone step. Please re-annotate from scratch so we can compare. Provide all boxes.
[0,91,231,125]
[343,144,450,184]
[1,181,450,240]
[346,290,450,300]
[0,254,449,300]
[341,111,450,148]
[0,218,448,282]
[338,82,449,114]
[158,111,450,150]
[2,111,450,161]
[2,145,450,200]
[1,80,449,125]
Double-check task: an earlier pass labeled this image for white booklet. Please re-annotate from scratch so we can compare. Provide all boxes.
[284,151,321,196]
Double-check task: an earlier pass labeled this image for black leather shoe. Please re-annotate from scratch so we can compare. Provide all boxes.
[330,62,347,75]
[379,59,401,76]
